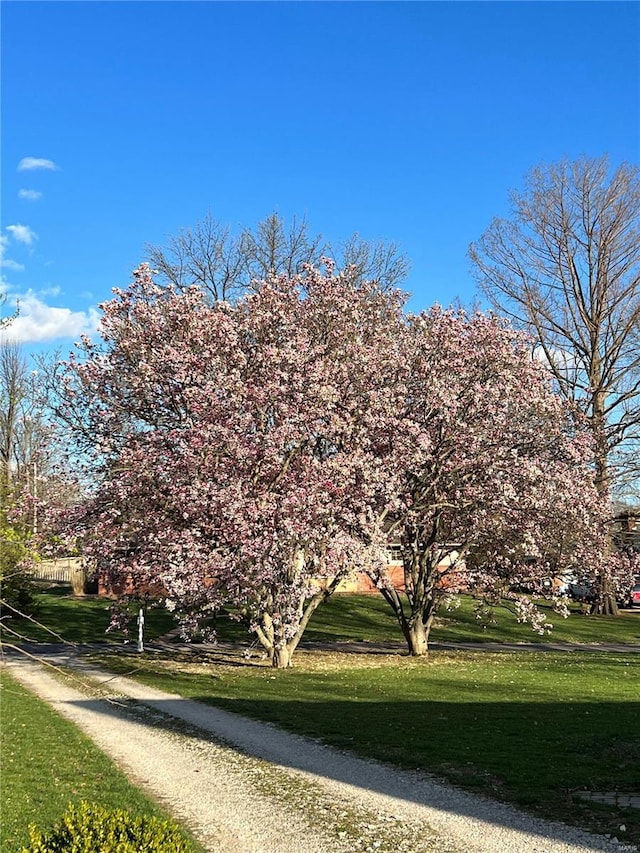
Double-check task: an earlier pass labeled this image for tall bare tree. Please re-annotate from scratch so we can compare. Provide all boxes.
[469,156,640,502]
[1,343,84,556]
[145,213,245,303]
[1,342,29,490]
[146,211,409,302]
[0,342,52,497]
[238,212,324,282]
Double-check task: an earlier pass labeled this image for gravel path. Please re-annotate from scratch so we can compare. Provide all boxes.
[3,653,634,853]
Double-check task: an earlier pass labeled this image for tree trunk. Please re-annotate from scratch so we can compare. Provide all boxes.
[591,573,619,617]
[255,613,275,660]
[405,620,429,656]
[590,403,620,617]
[256,573,344,669]
[271,644,293,669]
[592,390,609,500]
[588,388,622,617]
[374,565,436,656]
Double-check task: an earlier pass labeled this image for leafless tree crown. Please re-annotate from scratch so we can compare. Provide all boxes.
[469,155,640,496]
[0,342,51,492]
[146,211,410,302]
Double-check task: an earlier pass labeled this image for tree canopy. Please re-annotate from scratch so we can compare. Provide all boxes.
[53,263,612,665]
[366,308,604,653]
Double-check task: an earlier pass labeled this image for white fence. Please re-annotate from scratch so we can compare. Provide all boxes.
[31,557,85,584]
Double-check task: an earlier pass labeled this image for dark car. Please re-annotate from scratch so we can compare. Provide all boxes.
[568,581,597,603]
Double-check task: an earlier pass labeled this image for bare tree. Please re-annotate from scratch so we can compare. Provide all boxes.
[469,156,640,501]
[0,343,59,501]
[336,232,411,292]
[145,213,245,303]
[146,211,409,302]
[238,212,324,282]
[1,342,29,489]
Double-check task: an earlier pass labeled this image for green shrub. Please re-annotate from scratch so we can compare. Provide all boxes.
[0,523,37,619]
[22,801,194,853]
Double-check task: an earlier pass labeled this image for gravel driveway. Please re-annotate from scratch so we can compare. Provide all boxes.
[3,653,634,853]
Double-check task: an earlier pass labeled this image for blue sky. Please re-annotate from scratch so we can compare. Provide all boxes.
[1,1,638,351]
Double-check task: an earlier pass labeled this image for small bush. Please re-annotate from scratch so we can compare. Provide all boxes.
[22,801,194,853]
[0,526,37,618]
[0,565,37,618]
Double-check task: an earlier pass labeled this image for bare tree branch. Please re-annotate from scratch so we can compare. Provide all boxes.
[146,211,410,302]
[470,156,640,498]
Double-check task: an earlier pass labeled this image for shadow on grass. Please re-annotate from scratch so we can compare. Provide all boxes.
[66,689,640,851]
[2,591,177,645]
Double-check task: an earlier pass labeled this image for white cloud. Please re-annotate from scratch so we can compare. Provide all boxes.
[0,258,25,272]
[19,189,43,201]
[0,235,25,271]
[0,291,101,344]
[18,157,59,172]
[6,224,38,246]
[39,284,62,297]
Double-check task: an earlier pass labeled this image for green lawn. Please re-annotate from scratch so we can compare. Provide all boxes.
[304,592,640,647]
[95,649,640,848]
[432,595,640,645]
[0,669,202,853]
[1,584,177,646]
[5,586,639,649]
[4,586,640,847]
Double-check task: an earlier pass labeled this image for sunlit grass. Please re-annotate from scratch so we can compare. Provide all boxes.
[1,584,176,646]
[4,586,639,650]
[305,592,640,646]
[0,669,202,852]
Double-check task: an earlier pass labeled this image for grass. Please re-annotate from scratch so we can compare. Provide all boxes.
[94,648,640,848]
[4,585,639,847]
[0,669,203,853]
[1,583,177,646]
[6,585,638,650]
[431,595,640,645]
[304,592,640,647]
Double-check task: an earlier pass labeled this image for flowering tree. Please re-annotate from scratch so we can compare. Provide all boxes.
[58,264,405,667]
[55,267,609,664]
[367,309,605,655]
